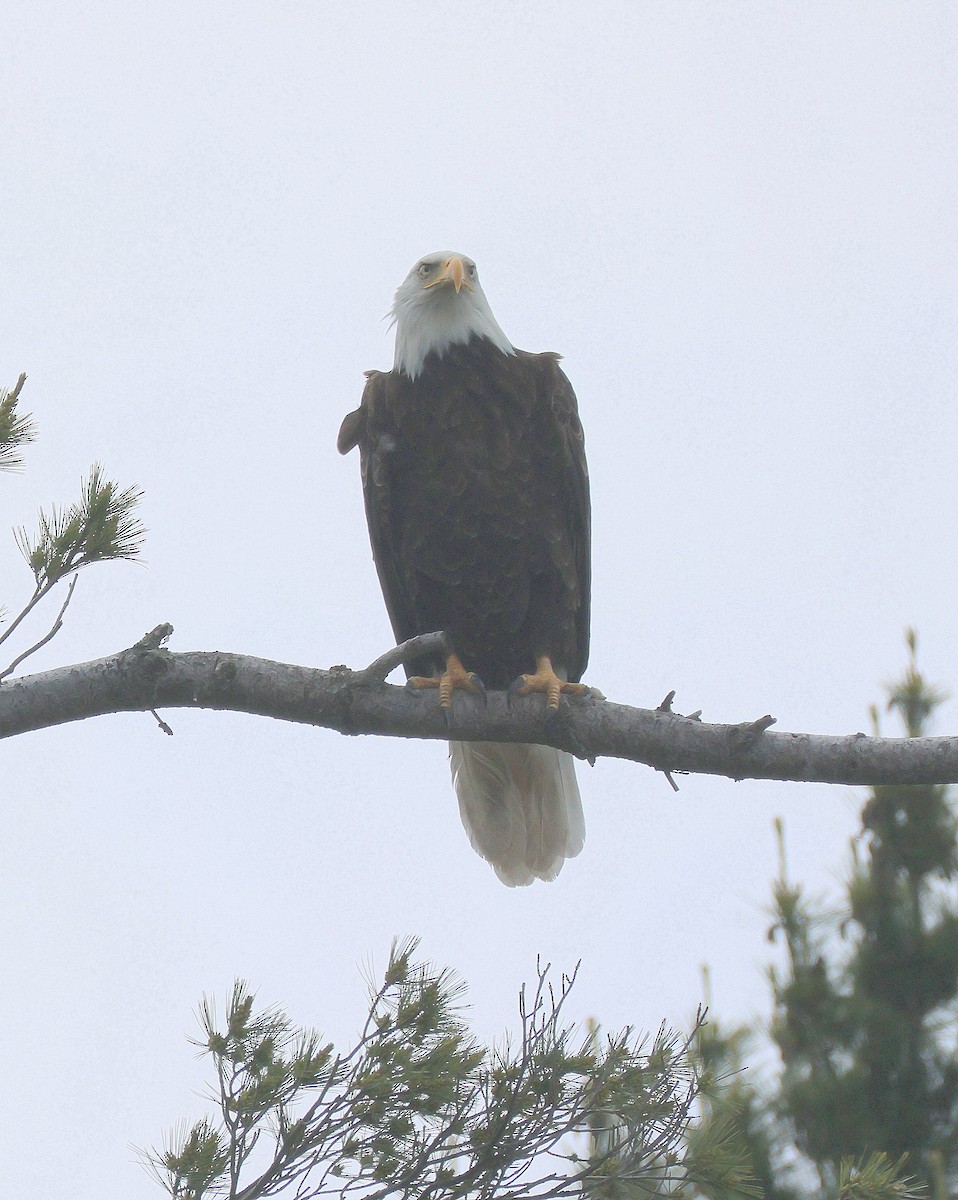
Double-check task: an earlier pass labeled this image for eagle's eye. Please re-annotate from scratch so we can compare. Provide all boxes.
[467,264,476,277]
[418,263,433,278]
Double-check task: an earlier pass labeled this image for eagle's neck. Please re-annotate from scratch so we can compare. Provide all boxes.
[392,292,514,381]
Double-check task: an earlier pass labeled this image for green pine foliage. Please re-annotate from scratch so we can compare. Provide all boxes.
[149,940,755,1200]
[0,374,36,472]
[684,634,954,1200]
[688,1007,925,1200]
[690,1010,797,1200]
[1,376,145,677]
[836,1154,923,1200]
[767,632,958,1197]
[14,462,146,589]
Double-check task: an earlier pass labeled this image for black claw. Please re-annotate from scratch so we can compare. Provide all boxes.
[507,677,524,709]
[470,674,488,706]
[405,679,424,697]
[442,703,454,729]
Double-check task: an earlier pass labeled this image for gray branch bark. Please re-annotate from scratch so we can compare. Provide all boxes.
[2,625,958,786]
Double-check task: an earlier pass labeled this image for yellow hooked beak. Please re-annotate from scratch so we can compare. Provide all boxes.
[425,255,472,293]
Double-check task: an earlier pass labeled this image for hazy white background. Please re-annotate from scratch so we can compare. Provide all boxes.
[2,2,956,1194]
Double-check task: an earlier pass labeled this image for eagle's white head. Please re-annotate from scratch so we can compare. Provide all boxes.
[390,251,515,380]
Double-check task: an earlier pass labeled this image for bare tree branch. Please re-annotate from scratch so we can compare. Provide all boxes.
[1,625,957,787]
[351,631,451,686]
[0,573,78,681]
[0,578,59,651]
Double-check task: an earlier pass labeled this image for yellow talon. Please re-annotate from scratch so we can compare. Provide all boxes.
[408,653,484,709]
[513,655,589,711]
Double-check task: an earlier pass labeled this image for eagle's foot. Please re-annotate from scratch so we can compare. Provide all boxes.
[407,653,486,720]
[508,655,589,716]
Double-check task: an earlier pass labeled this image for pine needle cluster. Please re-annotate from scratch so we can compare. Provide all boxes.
[768,636,958,1197]
[0,374,36,472]
[683,634,953,1200]
[1,375,145,678]
[148,940,747,1200]
[14,462,145,589]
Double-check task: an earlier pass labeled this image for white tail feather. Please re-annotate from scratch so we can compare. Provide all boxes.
[449,742,585,886]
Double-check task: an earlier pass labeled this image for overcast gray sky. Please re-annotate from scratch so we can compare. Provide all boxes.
[2,2,957,1194]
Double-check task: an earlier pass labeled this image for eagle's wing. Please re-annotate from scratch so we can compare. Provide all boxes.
[338,372,437,675]
[533,352,591,682]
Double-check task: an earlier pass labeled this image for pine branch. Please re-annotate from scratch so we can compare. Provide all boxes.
[3,628,958,786]
[14,462,145,590]
[0,374,35,472]
[0,574,78,681]
[837,1153,923,1200]
[1,463,145,660]
[146,942,712,1200]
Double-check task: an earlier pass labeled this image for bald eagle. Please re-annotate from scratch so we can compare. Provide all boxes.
[338,252,590,886]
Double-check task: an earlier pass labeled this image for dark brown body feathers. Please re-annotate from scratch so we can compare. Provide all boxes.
[338,337,590,690]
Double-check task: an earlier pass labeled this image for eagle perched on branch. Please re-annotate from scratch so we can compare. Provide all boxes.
[339,252,591,885]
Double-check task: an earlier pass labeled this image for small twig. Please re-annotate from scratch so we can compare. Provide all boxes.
[658,691,702,722]
[0,574,77,681]
[0,580,55,650]
[728,713,777,749]
[354,631,451,686]
[133,623,174,652]
[662,769,680,793]
[10,373,27,403]
[150,709,174,736]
